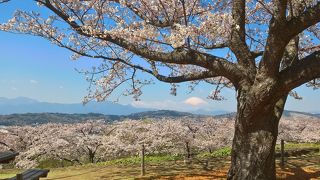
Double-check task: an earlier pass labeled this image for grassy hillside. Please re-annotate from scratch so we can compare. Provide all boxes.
[0,143,319,180]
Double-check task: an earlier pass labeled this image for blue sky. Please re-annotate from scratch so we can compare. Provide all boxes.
[0,1,319,113]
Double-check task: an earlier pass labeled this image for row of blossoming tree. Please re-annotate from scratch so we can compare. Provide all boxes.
[1,117,319,169]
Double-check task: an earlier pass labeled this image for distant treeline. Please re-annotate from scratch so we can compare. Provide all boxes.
[0,110,207,126]
[0,110,318,126]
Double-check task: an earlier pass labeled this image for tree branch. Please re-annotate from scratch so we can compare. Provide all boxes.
[41,0,243,85]
[109,0,177,28]
[285,2,320,40]
[273,0,288,23]
[197,42,228,49]
[48,34,225,84]
[152,70,221,83]
[259,1,319,77]
[258,0,288,76]
[230,0,256,76]
[251,51,264,58]
[280,50,320,92]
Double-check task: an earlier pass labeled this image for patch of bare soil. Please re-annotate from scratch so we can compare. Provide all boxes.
[139,154,320,180]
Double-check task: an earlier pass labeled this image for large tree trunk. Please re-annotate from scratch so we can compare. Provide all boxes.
[227,91,287,180]
[227,16,299,179]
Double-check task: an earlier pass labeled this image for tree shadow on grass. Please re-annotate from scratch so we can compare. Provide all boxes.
[277,162,320,180]
[135,164,229,180]
[135,174,226,180]
[287,168,320,180]
[44,167,107,180]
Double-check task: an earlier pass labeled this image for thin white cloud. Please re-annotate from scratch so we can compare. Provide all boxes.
[184,97,208,106]
[11,87,18,91]
[29,79,39,84]
[59,86,64,89]
[132,100,179,110]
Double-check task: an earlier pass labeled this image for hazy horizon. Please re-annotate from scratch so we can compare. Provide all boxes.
[0,96,319,115]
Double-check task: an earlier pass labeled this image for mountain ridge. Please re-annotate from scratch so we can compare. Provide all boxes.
[0,97,318,126]
[0,97,151,115]
[0,110,318,126]
[0,110,204,126]
[0,97,229,115]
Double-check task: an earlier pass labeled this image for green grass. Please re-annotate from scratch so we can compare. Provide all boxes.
[1,143,319,180]
[1,154,319,180]
[0,169,20,179]
[275,142,320,151]
[94,154,182,166]
[37,159,75,169]
[35,154,182,169]
[197,147,232,158]
[0,155,228,180]
[196,143,320,159]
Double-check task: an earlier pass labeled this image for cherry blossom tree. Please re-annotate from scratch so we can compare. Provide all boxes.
[107,119,200,157]
[1,0,320,179]
[195,118,234,153]
[153,119,198,157]
[0,122,113,167]
[0,128,19,152]
[278,118,320,143]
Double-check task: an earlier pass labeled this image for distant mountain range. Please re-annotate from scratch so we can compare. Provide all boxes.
[0,97,151,115]
[0,97,229,115]
[0,97,318,126]
[0,110,318,126]
[0,110,207,126]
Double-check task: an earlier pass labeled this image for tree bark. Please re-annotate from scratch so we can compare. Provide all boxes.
[227,90,287,180]
[185,141,191,159]
[88,150,95,163]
